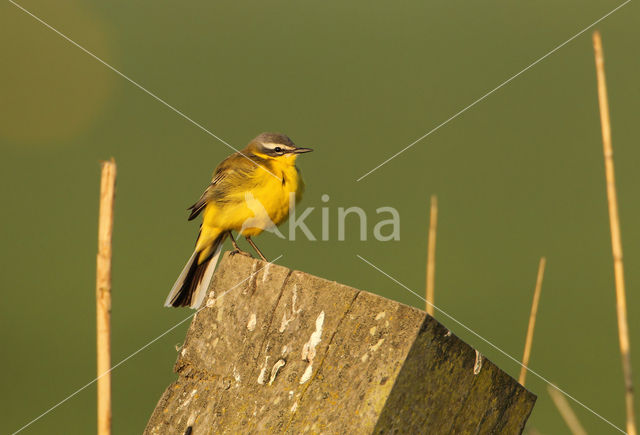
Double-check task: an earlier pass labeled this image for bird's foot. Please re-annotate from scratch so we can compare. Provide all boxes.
[229,249,253,258]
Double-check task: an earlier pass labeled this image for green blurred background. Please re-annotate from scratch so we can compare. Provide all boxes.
[1,0,638,433]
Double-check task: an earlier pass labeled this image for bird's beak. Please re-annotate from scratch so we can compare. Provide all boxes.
[292,147,313,154]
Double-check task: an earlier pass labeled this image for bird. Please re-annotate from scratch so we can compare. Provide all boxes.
[164,132,312,309]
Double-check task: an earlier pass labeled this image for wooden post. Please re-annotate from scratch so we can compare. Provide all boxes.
[97,159,116,435]
[145,254,536,434]
[425,195,438,316]
[519,257,546,386]
[592,31,637,435]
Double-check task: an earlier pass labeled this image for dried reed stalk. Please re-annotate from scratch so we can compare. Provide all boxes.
[548,386,588,435]
[519,257,546,386]
[593,30,636,435]
[425,195,438,315]
[97,159,116,435]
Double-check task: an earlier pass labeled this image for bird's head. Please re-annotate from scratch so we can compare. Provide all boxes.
[245,132,313,162]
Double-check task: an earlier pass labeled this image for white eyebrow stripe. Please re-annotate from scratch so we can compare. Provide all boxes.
[263,143,293,150]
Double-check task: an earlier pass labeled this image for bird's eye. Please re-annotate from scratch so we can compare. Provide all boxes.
[274,147,282,153]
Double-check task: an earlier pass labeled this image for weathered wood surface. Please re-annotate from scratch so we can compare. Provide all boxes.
[146,254,535,434]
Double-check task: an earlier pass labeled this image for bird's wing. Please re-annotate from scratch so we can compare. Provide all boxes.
[187,153,262,221]
[187,168,228,221]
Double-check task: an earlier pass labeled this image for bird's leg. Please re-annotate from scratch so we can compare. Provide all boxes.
[228,232,252,257]
[245,236,268,261]
[229,231,240,250]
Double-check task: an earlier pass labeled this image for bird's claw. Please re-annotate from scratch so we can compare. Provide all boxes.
[229,249,253,258]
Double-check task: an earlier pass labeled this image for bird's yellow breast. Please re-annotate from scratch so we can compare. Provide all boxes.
[202,155,304,237]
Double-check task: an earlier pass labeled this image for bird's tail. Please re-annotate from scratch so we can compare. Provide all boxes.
[164,231,227,309]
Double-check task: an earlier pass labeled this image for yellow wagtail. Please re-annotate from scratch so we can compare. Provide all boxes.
[164,132,312,308]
